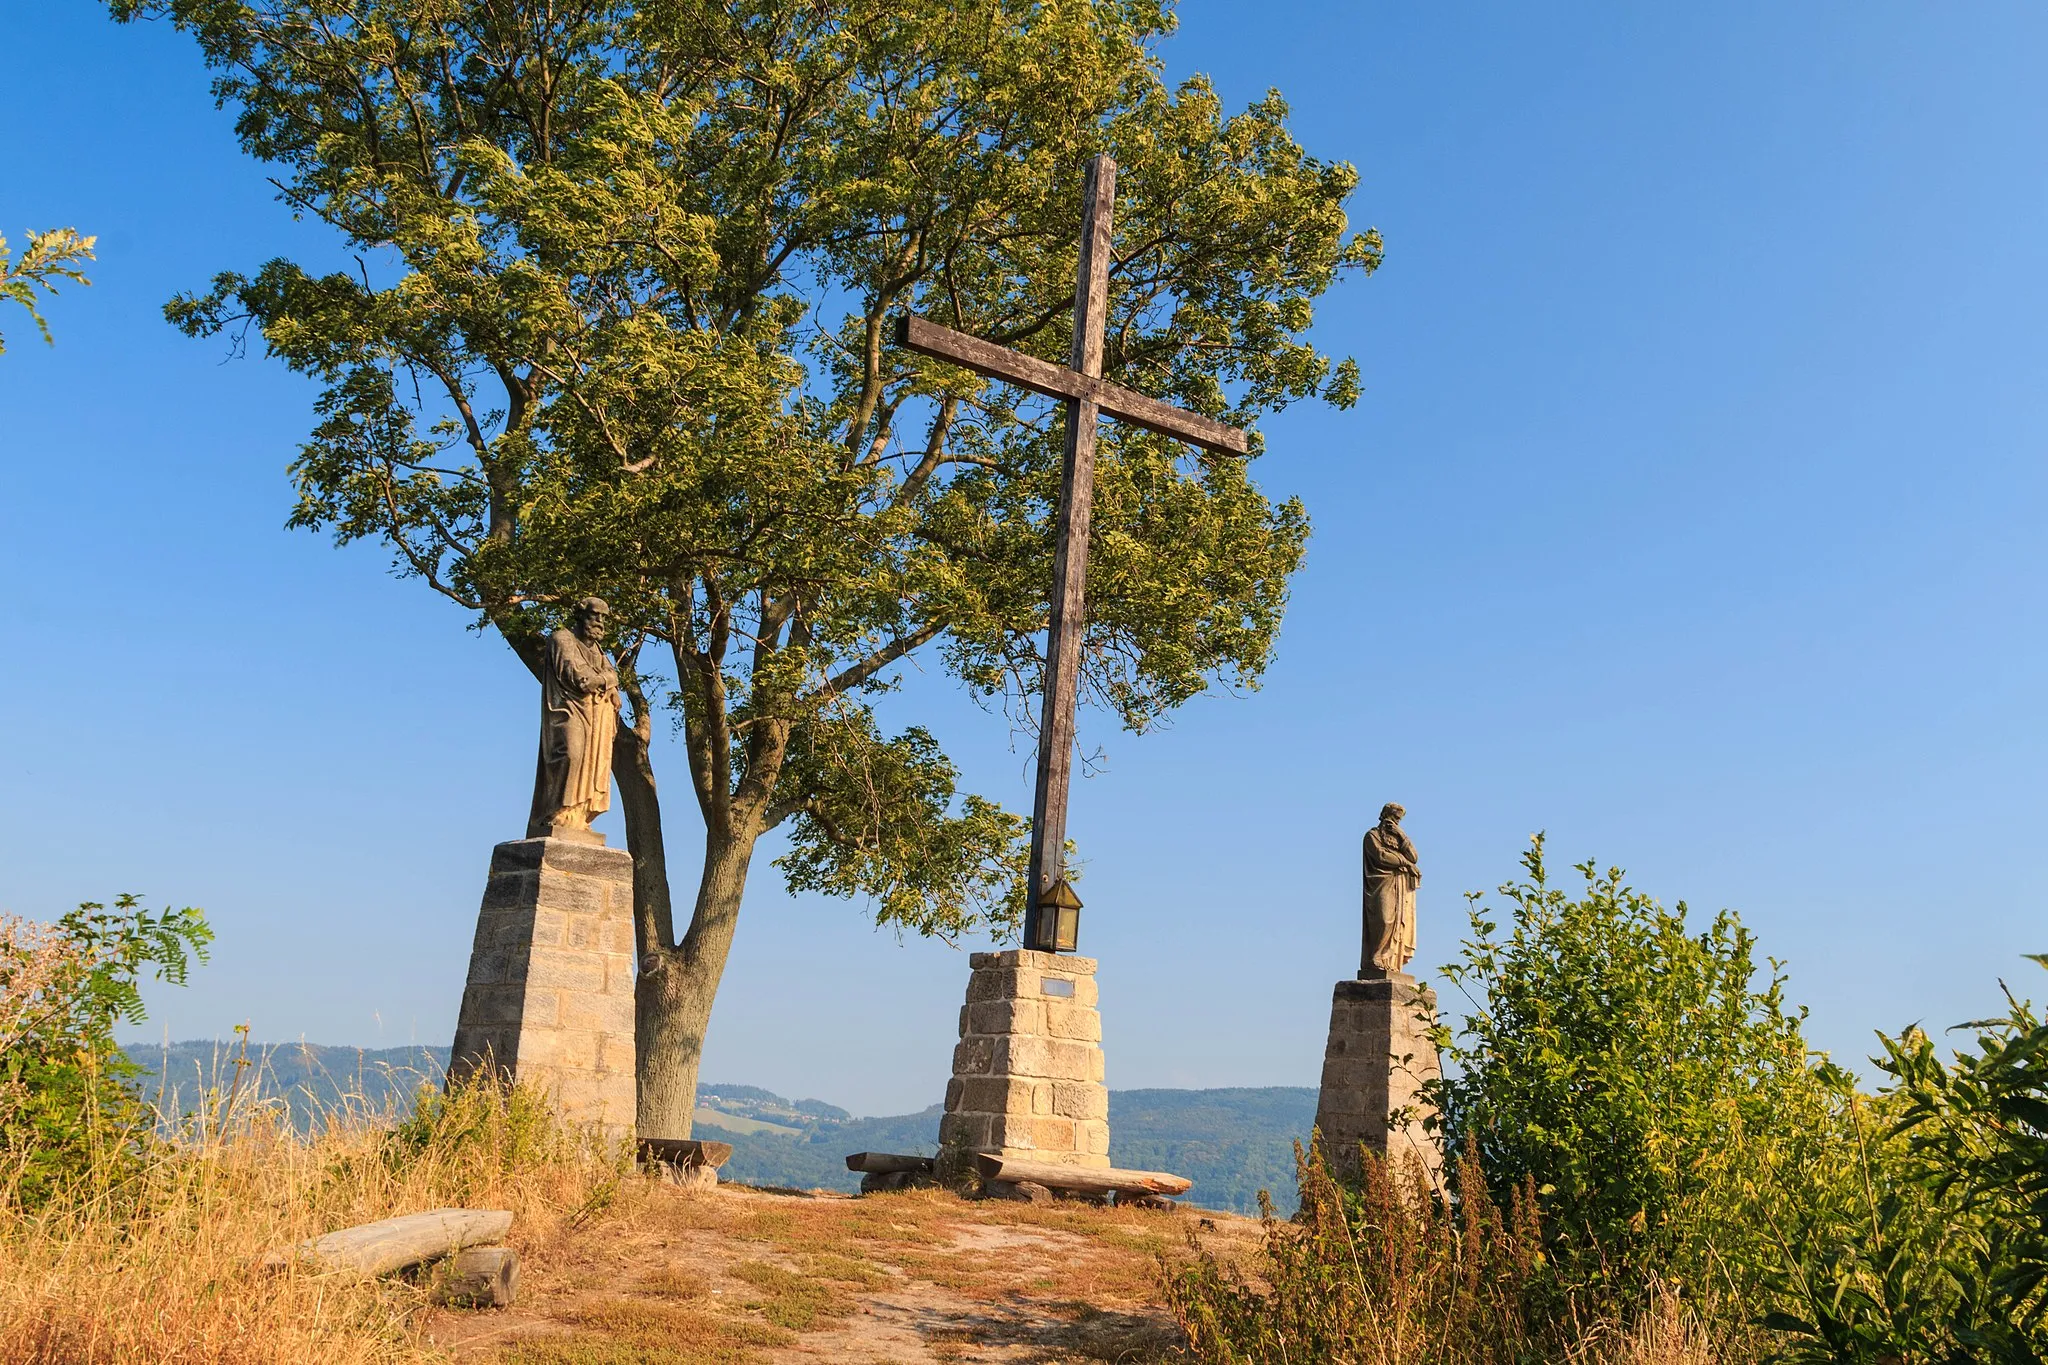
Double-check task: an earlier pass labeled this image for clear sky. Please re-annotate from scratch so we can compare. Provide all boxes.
[3,3,2044,1116]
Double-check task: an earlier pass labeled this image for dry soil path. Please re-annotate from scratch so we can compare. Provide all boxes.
[420,1182,1261,1365]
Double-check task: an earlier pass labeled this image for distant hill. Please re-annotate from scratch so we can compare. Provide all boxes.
[1108,1088,1315,1215]
[696,1086,1314,1214]
[122,1042,1313,1214]
[123,1039,446,1120]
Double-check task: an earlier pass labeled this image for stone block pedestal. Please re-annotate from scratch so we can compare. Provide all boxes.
[449,836,636,1134]
[1313,972,1443,1184]
[937,949,1108,1181]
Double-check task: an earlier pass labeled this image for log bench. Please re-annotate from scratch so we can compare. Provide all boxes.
[845,1151,938,1193]
[971,1155,1192,1208]
[261,1208,520,1306]
[640,1137,734,1190]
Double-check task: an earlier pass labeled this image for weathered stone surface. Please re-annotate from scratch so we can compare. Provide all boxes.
[938,1111,990,1149]
[967,968,1030,1003]
[937,948,1110,1174]
[970,998,1044,1036]
[960,1076,1036,1114]
[525,951,606,995]
[1052,1081,1107,1120]
[952,1036,995,1076]
[450,837,635,1135]
[1043,1002,1102,1041]
[1052,1039,1102,1080]
[989,1034,1053,1078]
[1312,973,1442,1185]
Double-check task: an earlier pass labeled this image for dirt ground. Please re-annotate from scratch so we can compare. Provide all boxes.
[417,1181,1262,1365]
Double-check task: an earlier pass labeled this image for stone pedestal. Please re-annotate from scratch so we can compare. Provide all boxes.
[1313,972,1443,1184]
[937,950,1108,1181]
[449,836,636,1133]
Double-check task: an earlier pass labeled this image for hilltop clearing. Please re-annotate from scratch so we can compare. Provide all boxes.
[420,1181,1257,1364]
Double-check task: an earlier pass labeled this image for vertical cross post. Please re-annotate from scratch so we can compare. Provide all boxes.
[1022,154,1116,948]
[892,154,1248,953]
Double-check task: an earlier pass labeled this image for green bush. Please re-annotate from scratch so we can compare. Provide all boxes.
[1762,959,2048,1363]
[0,896,211,1205]
[1432,838,1857,1317]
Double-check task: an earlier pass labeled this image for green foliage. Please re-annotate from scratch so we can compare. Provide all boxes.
[772,715,1026,938]
[0,227,95,353]
[112,0,1371,946]
[0,897,212,1205]
[1762,960,2048,1363]
[1434,837,1856,1314]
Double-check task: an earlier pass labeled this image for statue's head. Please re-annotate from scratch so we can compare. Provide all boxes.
[1379,802,1405,825]
[571,597,611,639]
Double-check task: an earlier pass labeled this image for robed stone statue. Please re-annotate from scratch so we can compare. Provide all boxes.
[527,598,620,839]
[1361,802,1421,976]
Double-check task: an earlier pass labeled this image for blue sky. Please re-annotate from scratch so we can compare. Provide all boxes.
[3,3,2044,1116]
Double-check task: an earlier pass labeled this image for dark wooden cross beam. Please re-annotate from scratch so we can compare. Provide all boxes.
[893,154,1251,950]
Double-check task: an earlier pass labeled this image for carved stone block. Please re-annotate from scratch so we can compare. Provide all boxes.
[937,949,1109,1179]
[1312,973,1443,1186]
[449,837,636,1134]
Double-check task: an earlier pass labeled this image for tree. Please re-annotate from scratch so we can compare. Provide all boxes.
[0,228,95,354]
[113,0,1378,1136]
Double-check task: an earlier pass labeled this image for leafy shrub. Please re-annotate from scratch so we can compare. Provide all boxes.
[1432,838,1856,1317]
[0,896,210,1204]
[1763,959,2048,1362]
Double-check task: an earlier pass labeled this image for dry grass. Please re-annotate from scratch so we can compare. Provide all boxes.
[0,1077,635,1365]
[1165,1146,1762,1365]
[1590,1289,1725,1365]
[0,1069,1742,1365]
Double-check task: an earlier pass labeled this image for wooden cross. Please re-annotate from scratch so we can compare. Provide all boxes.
[894,154,1251,951]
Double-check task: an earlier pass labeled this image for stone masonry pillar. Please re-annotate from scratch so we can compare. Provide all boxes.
[937,949,1108,1180]
[1313,971,1443,1185]
[449,835,636,1134]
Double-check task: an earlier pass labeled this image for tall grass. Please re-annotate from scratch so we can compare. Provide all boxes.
[0,1066,635,1365]
[1163,1141,1750,1365]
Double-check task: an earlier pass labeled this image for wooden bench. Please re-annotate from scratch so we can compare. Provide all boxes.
[640,1137,734,1189]
[972,1154,1192,1208]
[845,1151,938,1193]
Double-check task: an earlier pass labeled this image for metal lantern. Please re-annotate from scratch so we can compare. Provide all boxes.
[1035,878,1083,953]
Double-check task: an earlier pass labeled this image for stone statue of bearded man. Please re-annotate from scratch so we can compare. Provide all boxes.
[527,598,620,840]
[1361,802,1421,976]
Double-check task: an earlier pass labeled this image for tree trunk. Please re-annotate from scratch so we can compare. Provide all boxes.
[634,828,757,1139]
[612,709,674,967]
